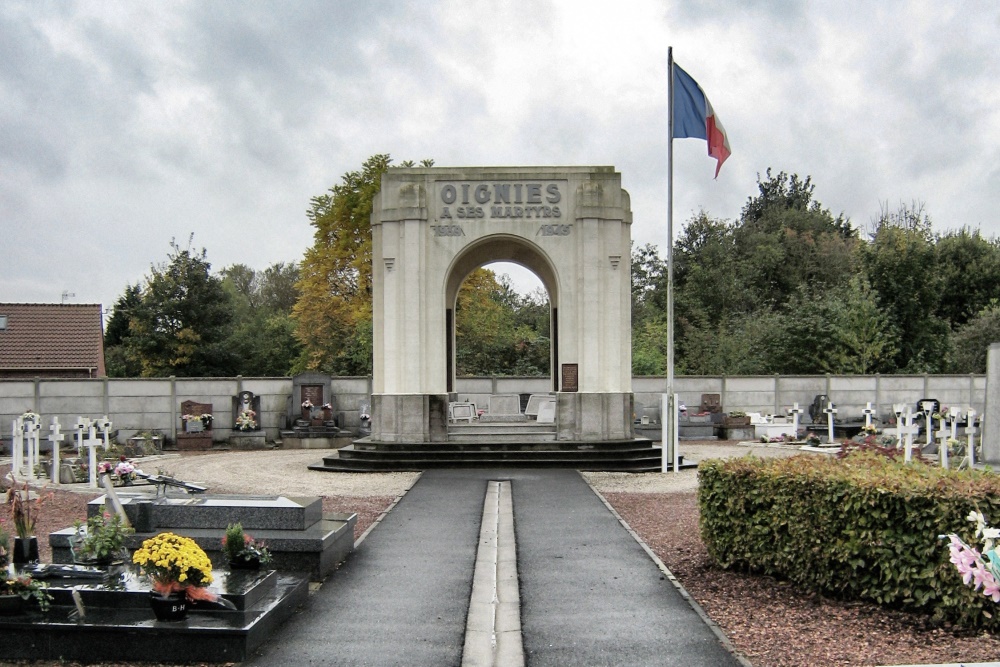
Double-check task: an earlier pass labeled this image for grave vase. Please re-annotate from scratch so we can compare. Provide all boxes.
[13,537,39,564]
[150,591,188,622]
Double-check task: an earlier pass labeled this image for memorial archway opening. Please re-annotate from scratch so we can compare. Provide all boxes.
[448,245,555,393]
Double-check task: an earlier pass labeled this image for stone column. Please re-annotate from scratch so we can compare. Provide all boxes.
[983,342,1000,464]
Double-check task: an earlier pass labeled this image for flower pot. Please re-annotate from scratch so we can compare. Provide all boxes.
[13,537,39,564]
[0,594,24,615]
[229,555,261,571]
[150,591,188,622]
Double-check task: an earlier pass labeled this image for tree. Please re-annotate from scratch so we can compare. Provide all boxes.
[862,203,949,371]
[826,276,898,374]
[124,238,237,377]
[454,270,550,376]
[221,262,302,376]
[949,301,1000,373]
[733,170,858,309]
[631,243,667,327]
[934,228,1000,329]
[103,284,142,377]
[293,154,391,374]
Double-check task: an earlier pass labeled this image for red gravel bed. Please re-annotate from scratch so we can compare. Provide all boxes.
[603,490,1000,667]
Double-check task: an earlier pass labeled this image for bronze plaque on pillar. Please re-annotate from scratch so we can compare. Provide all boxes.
[561,363,578,392]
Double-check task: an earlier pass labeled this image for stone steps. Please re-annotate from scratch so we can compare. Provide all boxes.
[308,439,689,473]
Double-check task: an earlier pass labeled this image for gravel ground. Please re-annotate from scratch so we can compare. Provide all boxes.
[4,442,1000,666]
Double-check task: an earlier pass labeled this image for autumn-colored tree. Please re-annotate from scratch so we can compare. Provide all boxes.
[293,155,411,375]
[455,270,549,376]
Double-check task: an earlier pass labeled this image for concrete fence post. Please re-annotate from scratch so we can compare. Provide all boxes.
[983,343,1000,465]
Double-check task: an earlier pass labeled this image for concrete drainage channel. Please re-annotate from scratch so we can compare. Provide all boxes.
[462,480,525,667]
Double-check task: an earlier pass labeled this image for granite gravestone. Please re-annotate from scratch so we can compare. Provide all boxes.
[232,391,262,432]
[178,400,213,450]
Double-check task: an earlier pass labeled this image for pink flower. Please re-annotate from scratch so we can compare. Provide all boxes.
[983,570,1000,602]
[972,563,992,591]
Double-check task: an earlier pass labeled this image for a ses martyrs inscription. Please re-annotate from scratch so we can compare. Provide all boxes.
[432,180,572,237]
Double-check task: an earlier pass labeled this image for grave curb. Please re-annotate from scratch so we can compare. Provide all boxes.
[582,474,754,667]
[353,471,424,548]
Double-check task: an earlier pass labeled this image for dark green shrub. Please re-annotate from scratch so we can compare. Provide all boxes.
[698,451,1000,629]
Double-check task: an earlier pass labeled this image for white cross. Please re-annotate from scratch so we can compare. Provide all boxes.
[12,417,24,478]
[824,402,838,444]
[935,420,951,470]
[893,403,906,444]
[919,401,937,446]
[787,403,805,439]
[47,418,66,485]
[23,417,41,482]
[74,416,103,488]
[862,402,876,429]
[947,408,962,440]
[903,409,915,463]
[965,409,978,467]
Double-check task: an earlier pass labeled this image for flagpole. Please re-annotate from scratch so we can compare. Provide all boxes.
[665,47,676,473]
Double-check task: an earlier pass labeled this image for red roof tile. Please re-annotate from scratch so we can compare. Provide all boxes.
[0,303,106,377]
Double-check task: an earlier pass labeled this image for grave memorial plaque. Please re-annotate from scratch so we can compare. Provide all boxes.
[301,386,324,409]
[178,400,213,451]
[561,363,579,392]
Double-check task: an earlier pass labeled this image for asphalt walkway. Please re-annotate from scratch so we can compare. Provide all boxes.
[247,469,743,667]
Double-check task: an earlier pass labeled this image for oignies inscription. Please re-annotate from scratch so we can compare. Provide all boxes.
[438,181,564,220]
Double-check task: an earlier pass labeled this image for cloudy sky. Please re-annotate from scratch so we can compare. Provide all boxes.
[2,1,998,315]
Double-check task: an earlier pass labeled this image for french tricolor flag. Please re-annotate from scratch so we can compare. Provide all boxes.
[672,63,731,178]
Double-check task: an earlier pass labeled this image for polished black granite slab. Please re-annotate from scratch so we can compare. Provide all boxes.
[0,571,308,662]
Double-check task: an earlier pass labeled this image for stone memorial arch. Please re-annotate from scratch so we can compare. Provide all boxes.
[371,166,634,444]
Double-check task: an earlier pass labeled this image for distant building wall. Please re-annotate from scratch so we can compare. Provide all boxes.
[0,374,986,444]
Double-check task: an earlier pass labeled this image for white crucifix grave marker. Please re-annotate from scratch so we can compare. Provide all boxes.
[786,403,805,440]
[862,402,877,430]
[11,417,24,479]
[47,418,66,485]
[75,417,103,488]
[903,409,916,463]
[947,408,962,440]
[935,417,951,470]
[966,409,978,467]
[919,401,937,446]
[893,404,906,443]
[824,402,838,444]
[23,416,41,482]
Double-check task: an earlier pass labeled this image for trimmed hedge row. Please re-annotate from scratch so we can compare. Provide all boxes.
[697,451,1000,629]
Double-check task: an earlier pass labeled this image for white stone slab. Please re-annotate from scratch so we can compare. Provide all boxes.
[489,394,522,416]
[524,393,554,417]
[536,399,556,424]
[755,424,797,439]
[450,402,476,423]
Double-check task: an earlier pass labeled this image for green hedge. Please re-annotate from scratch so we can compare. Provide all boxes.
[697,451,1000,629]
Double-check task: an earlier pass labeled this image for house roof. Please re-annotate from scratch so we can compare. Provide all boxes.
[0,303,106,377]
